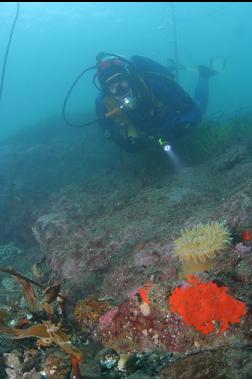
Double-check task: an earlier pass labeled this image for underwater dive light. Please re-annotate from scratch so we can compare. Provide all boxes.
[164,144,171,152]
[158,138,171,152]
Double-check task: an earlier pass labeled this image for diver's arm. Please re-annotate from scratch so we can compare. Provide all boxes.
[145,72,201,136]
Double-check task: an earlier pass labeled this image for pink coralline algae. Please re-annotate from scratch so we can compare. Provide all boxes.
[99,307,119,329]
[97,296,195,353]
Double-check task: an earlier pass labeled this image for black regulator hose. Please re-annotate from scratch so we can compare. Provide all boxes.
[62,65,99,127]
[0,2,20,103]
[62,52,134,128]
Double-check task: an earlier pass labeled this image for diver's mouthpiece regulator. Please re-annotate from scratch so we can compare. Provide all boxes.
[119,96,137,110]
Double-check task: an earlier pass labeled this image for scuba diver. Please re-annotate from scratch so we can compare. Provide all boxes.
[95,54,217,153]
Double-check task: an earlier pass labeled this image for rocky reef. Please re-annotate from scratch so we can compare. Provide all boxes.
[0,113,252,378]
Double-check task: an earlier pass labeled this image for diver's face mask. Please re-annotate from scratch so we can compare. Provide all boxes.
[107,76,130,97]
[105,74,137,110]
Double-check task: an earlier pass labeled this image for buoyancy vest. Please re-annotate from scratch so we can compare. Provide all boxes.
[102,72,196,139]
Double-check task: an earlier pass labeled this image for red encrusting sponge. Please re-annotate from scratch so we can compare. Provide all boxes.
[169,275,246,335]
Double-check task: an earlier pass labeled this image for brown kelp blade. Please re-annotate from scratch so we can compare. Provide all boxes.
[43,283,61,304]
[0,313,83,377]
[0,267,40,312]
[15,276,41,313]
[12,322,84,377]
[0,267,44,289]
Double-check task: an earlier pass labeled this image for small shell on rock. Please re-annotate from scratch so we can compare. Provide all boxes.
[4,352,22,370]
[117,353,138,373]
[140,302,150,317]
[97,348,119,370]
[142,329,148,336]
[117,354,129,371]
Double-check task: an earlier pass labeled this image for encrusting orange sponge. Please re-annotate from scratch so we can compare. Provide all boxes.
[169,275,246,335]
